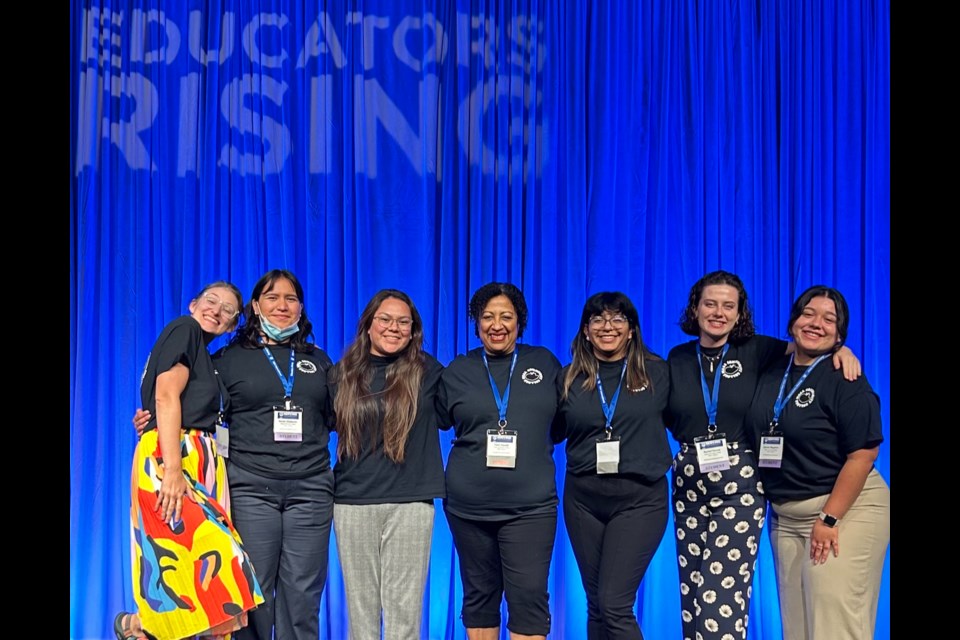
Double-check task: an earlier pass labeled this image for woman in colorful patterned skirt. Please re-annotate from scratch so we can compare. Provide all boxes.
[114,281,263,640]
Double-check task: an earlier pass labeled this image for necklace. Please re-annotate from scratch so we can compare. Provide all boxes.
[701,351,722,373]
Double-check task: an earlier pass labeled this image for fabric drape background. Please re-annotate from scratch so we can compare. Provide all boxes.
[70,1,890,638]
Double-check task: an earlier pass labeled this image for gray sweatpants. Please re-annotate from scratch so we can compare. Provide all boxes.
[333,501,435,640]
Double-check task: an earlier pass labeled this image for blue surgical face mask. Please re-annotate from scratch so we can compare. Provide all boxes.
[259,315,300,342]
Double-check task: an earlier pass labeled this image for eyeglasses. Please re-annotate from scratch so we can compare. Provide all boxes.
[200,293,239,319]
[373,315,413,332]
[588,314,628,328]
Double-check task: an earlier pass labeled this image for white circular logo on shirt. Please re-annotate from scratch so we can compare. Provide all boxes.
[521,368,544,384]
[721,360,743,379]
[794,388,815,408]
[296,360,318,374]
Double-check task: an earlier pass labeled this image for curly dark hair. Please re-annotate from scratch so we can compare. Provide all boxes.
[787,285,849,349]
[678,270,756,345]
[468,282,528,338]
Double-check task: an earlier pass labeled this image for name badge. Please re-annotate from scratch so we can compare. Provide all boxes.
[758,431,784,468]
[595,436,621,474]
[215,422,230,458]
[486,429,518,468]
[694,433,730,472]
[273,405,304,442]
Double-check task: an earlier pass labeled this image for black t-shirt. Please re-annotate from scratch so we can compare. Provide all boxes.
[666,335,786,445]
[747,355,884,502]
[329,353,446,504]
[557,357,672,479]
[437,344,561,520]
[139,315,222,433]
[213,342,334,479]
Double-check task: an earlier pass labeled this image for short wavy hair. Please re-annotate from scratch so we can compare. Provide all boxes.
[679,270,756,344]
[468,282,528,338]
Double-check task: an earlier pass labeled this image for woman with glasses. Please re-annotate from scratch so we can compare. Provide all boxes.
[437,282,562,640]
[134,269,335,640]
[327,289,445,639]
[116,281,263,640]
[553,291,671,639]
[665,271,860,640]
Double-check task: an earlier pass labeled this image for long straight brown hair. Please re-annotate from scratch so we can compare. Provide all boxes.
[332,289,426,463]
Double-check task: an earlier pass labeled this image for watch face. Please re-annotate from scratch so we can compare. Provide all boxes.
[820,513,838,527]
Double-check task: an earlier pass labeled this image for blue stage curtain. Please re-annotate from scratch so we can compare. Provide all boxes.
[70,1,890,638]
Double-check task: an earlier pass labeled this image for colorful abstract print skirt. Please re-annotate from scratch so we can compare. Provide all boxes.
[130,428,264,639]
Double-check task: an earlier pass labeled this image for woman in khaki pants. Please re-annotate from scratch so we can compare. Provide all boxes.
[747,285,889,640]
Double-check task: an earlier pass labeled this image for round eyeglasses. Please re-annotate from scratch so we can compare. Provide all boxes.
[588,314,628,328]
[200,293,239,319]
[373,315,413,332]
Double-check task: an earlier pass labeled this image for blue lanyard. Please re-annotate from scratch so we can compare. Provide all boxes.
[596,360,628,430]
[696,343,730,429]
[482,350,518,428]
[261,345,296,400]
[771,353,829,424]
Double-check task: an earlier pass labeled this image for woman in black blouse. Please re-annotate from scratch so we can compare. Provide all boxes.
[554,291,671,640]
[747,286,888,640]
[437,282,561,640]
[116,281,263,640]
[665,271,859,640]
[328,289,445,640]
[134,270,333,640]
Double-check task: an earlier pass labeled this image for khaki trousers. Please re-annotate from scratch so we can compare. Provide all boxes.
[768,468,889,640]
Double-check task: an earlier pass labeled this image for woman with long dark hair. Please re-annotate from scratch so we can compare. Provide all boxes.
[134,270,335,640]
[329,289,445,640]
[555,291,671,639]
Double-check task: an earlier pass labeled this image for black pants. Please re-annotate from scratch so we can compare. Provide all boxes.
[228,462,334,640]
[563,473,669,640]
[444,507,557,635]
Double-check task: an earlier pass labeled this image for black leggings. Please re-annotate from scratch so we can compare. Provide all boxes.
[563,473,669,640]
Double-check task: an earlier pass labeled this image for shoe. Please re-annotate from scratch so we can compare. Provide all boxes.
[113,612,141,640]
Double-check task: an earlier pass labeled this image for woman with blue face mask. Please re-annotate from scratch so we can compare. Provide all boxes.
[134,270,336,640]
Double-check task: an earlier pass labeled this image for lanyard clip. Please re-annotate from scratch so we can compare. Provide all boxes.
[498,418,508,435]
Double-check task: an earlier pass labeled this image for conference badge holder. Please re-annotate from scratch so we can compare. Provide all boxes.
[215,412,230,458]
[758,426,784,468]
[273,398,304,442]
[694,429,730,472]
[595,427,621,474]
[487,422,518,468]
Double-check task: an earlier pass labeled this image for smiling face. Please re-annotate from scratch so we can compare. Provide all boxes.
[585,309,633,361]
[478,295,519,355]
[368,296,413,357]
[695,284,741,347]
[790,295,841,364]
[189,286,241,336]
[253,277,302,330]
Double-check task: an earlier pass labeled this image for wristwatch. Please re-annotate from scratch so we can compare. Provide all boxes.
[818,511,839,528]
